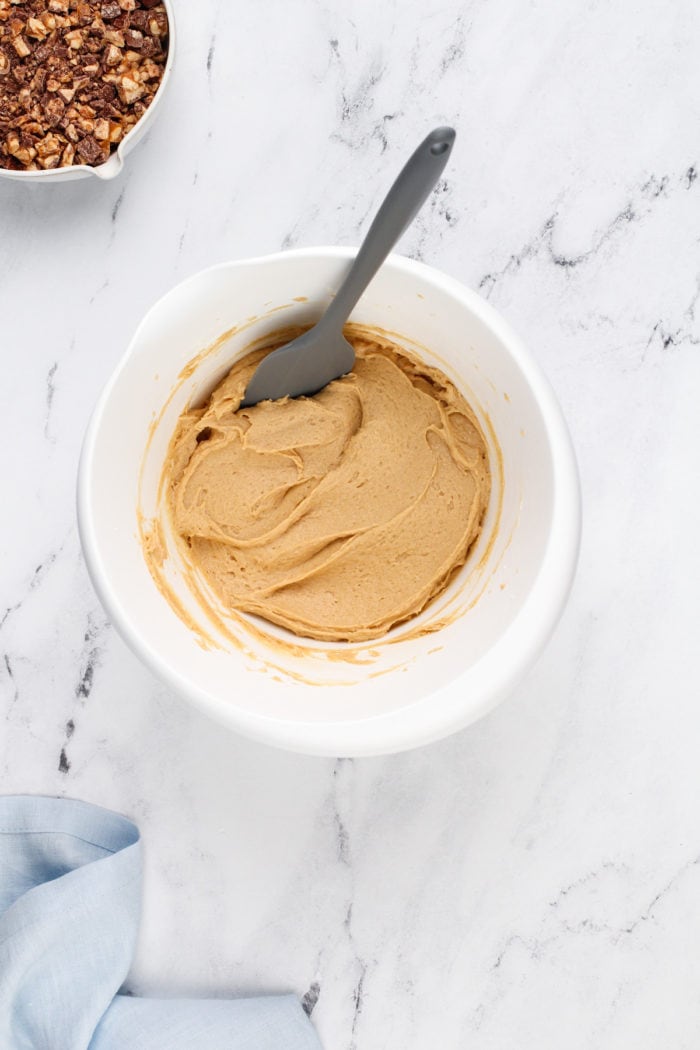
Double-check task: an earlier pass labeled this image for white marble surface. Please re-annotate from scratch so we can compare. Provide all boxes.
[1,0,699,1045]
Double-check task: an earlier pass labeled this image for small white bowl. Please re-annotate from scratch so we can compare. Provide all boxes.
[0,0,174,183]
[78,248,581,756]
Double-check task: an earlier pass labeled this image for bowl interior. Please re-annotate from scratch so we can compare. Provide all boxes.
[80,250,571,754]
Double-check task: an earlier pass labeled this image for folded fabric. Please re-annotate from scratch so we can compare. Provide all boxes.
[0,795,322,1050]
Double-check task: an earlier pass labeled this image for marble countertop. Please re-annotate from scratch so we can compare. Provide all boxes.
[2,0,699,1046]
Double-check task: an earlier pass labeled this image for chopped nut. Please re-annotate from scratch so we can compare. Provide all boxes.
[59,140,74,164]
[139,56,159,80]
[93,114,109,138]
[13,35,31,57]
[0,50,10,74]
[101,1,120,17]
[26,16,49,39]
[39,150,60,168]
[147,10,166,36]
[64,29,84,49]
[102,26,123,45]
[103,42,120,65]
[116,72,142,103]
[43,94,65,123]
[6,129,36,163]
[35,129,61,156]
[48,0,68,10]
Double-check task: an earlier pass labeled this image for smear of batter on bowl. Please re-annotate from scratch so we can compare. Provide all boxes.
[159,324,491,643]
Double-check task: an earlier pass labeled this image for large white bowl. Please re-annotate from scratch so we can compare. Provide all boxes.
[0,0,174,183]
[78,248,581,756]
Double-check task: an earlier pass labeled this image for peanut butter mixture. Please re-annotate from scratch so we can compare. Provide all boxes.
[163,326,491,642]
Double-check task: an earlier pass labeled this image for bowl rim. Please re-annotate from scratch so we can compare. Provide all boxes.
[0,0,175,183]
[77,247,581,756]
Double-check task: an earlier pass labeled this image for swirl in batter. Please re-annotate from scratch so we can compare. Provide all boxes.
[163,325,491,642]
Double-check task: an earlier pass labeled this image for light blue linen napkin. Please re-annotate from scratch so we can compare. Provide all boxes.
[0,795,322,1050]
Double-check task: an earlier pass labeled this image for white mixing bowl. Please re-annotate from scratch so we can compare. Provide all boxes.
[77,248,580,756]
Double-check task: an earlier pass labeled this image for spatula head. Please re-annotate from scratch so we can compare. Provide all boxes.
[241,327,356,407]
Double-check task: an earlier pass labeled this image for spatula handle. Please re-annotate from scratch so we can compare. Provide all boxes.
[321,127,456,331]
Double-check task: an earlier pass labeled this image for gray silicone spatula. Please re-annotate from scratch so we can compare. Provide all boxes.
[241,126,456,407]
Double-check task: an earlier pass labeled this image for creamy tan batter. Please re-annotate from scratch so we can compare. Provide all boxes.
[162,325,491,642]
